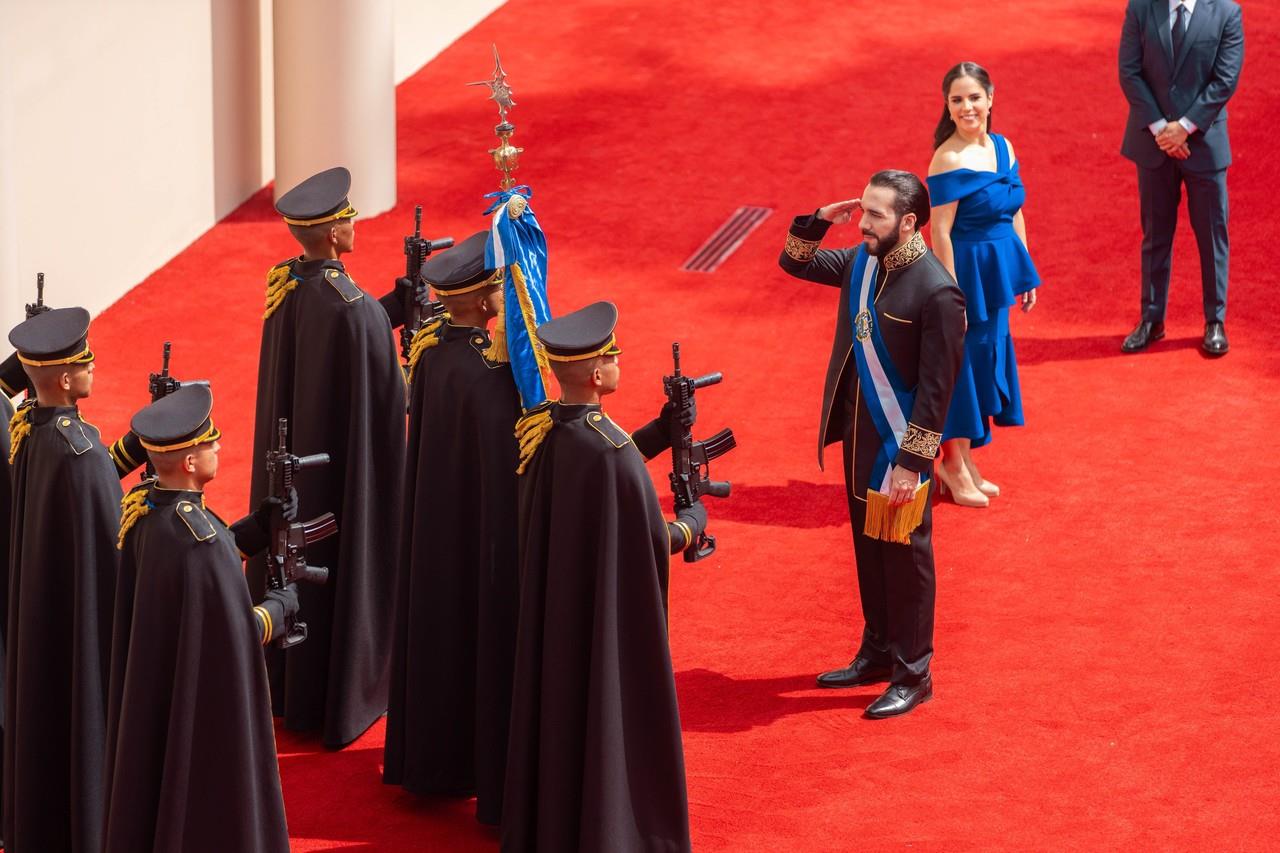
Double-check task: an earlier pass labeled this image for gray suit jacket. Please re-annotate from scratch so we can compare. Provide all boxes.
[1118,0,1244,172]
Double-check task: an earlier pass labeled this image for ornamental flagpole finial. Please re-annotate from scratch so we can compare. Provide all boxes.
[467,44,523,190]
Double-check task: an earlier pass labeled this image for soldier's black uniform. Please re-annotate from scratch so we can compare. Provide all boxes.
[104,384,296,853]
[502,302,704,853]
[2,308,144,853]
[247,167,407,748]
[780,217,966,701]
[383,233,521,825]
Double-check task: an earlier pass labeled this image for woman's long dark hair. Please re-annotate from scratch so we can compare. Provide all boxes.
[933,62,994,150]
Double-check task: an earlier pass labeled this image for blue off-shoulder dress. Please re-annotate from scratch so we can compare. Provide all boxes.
[927,133,1040,448]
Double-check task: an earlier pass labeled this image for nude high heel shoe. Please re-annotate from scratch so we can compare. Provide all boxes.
[934,464,989,508]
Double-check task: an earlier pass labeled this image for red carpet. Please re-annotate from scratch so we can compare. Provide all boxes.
[84,0,1280,848]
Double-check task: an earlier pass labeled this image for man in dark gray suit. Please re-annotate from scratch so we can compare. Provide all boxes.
[1118,0,1244,356]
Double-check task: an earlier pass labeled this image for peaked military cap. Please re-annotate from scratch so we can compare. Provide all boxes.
[131,383,221,453]
[536,301,623,362]
[275,166,358,227]
[9,306,94,366]
[422,231,502,294]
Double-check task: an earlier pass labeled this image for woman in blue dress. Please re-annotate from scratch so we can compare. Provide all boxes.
[927,62,1040,507]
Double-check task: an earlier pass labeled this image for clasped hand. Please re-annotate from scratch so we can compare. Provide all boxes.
[1157,123,1191,160]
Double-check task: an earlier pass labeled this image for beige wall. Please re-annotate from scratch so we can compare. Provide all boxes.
[0,0,505,334]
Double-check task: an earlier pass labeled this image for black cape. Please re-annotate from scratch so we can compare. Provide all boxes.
[383,323,521,825]
[3,406,124,853]
[502,402,691,853]
[247,256,407,747]
[103,486,288,853]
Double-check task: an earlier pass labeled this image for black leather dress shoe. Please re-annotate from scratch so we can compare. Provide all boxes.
[1202,322,1229,356]
[816,657,891,689]
[1121,320,1165,353]
[864,676,933,718]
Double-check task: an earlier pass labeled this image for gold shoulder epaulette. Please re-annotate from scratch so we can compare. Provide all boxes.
[175,501,217,543]
[515,403,554,475]
[8,400,36,464]
[406,314,451,383]
[263,257,300,320]
[117,484,153,550]
[586,411,630,449]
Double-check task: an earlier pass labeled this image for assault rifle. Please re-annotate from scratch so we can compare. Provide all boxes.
[25,272,50,319]
[143,342,209,479]
[400,205,454,362]
[663,342,736,562]
[265,418,336,648]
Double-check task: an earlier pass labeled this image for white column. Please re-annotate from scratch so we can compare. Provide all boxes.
[272,0,396,218]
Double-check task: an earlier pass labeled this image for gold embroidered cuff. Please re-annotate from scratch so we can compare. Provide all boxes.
[900,422,942,459]
[784,233,821,262]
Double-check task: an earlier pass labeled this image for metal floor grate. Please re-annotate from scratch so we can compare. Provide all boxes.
[681,206,773,273]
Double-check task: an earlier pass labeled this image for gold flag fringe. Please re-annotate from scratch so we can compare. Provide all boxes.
[862,481,931,545]
[117,486,152,550]
[514,404,554,474]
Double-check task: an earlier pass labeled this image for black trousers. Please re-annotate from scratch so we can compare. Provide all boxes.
[1138,159,1229,324]
[842,434,935,686]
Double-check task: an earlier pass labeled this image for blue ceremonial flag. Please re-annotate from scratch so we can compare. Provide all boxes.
[482,185,552,410]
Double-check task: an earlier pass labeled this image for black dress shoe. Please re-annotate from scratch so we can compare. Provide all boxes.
[816,657,891,689]
[864,676,933,718]
[1202,322,1229,356]
[1121,320,1165,353]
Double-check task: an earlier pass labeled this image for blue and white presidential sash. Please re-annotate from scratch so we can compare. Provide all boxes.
[846,245,925,496]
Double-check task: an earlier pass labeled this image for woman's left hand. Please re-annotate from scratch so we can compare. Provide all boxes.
[1021,288,1038,313]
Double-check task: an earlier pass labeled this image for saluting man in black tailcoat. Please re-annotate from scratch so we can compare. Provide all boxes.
[779,171,966,718]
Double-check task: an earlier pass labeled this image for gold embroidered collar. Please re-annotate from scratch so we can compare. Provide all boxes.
[883,231,927,272]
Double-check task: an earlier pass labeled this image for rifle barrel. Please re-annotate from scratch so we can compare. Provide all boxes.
[294,452,330,469]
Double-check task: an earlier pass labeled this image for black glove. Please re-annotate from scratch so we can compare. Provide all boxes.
[264,583,300,621]
[663,398,697,430]
[676,500,708,539]
[396,275,431,309]
[252,486,298,532]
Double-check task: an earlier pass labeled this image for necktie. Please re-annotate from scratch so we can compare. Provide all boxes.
[1172,3,1187,58]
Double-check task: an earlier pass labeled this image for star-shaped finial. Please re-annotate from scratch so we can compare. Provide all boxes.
[467,44,516,123]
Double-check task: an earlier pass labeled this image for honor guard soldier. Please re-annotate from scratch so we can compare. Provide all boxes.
[502,302,706,853]
[3,307,146,853]
[247,166,406,748]
[104,384,297,853]
[779,170,966,718]
[383,232,521,825]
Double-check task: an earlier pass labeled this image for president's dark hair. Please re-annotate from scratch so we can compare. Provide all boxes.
[868,170,931,229]
[933,61,994,150]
